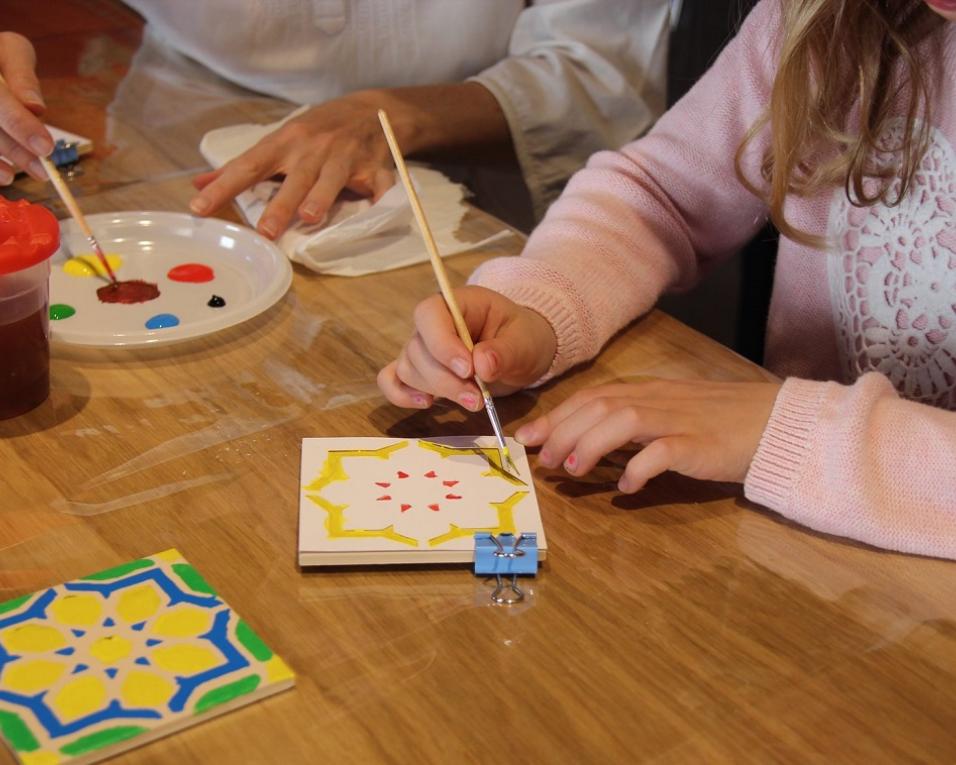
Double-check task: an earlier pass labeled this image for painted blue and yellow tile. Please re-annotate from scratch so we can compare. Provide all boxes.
[0,549,294,764]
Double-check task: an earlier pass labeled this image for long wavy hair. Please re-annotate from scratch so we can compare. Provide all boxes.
[735,0,945,246]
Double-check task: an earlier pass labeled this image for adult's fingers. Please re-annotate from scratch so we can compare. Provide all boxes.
[296,156,350,223]
[189,148,275,216]
[0,33,50,158]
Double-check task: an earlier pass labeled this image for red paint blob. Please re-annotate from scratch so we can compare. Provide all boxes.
[375,481,391,488]
[446,494,462,500]
[424,470,437,478]
[400,504,411,512]
[97,280,161,304]
[167,263,214,283]
[376,495,392,501]
[428,504,440,512]
[397,471,408,479]
[442,480,458,487]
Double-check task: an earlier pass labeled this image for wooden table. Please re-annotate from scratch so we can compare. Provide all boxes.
[3,3,956,763]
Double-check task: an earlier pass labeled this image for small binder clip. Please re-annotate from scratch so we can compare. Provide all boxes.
[49,139,80,169]
[474,532,538,605]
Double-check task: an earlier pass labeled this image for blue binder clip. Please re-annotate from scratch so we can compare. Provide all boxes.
[474,532,538,604]
[49,139,80,169]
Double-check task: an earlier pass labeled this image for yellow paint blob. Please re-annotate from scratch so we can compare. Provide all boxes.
[117,584,161,624]
[50,675,107,722]
[89,635,133,665]
[2,659,67,693]
[21,751,61,765]
[62,254,122,278]
[1,624,66,653]
[151,605,212,639]
[150,644,220,674]
[49,593,103,627]
[119,670,175,707]
[264,655,294,683]
[152,549,182,563]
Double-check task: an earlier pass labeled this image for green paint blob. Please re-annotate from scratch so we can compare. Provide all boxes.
[0,593,31,617]
[60,726,147,756]
[172,562,217,595]
[82,558,154,581]
[236,620,273,662]
[0,710,39,752]
[194,675,261,713]
[49,303,76,320]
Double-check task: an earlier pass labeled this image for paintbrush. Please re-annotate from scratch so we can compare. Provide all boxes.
[39,156,119,285]
[0,73,119,285]
[377,109,520,478]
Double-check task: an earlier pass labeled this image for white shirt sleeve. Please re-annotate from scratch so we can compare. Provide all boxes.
[471,0,671,219]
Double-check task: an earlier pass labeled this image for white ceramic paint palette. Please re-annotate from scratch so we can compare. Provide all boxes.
[298,436,547,566]
[49,211,293,347]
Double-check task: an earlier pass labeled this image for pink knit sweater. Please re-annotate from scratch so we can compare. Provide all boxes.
[470,0,956,558]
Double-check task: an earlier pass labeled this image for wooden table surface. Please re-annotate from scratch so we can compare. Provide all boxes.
[3,3,956,763]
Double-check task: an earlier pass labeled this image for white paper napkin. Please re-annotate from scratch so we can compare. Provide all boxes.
[199,108,513,277]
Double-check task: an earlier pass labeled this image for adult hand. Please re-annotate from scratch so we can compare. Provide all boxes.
[0,32,53,183]
[377,286,557,411]
[515,379,782,491]
[190,90,397,239]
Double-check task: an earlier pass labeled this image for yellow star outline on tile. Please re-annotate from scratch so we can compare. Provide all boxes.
[302,440,530,548]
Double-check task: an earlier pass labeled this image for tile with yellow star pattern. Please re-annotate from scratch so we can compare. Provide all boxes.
[298,436,546,565]
[0,550,294,764]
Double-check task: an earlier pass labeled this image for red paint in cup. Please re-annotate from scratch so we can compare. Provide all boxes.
[0,199,60,419]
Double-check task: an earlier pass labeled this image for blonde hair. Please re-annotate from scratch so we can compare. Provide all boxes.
[735,0,944,246]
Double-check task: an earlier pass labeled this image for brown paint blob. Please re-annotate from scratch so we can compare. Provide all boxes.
[167,263,214,283]
[97,280,161,304]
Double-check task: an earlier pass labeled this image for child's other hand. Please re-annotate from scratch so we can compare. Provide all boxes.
[378,286,557,411]
[515,379,782,491]
[0,32,52,184]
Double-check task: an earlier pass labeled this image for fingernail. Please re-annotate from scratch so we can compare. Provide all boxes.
[458,392,478,410]
[515,425,532,444]
[451,358,470,378]
[565,453,577,473]
[618,477,634,493]
[190,197,211,215]
[301,203,322,219]
[259,218,278,238]
[29,135,53,156]
[539,449,553,467]
[24,90,44,107]
[486,350,499,375]
[0,168,12,185]
[412,394,429,408]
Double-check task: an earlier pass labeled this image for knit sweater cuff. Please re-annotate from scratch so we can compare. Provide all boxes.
[469,260,588,386]
[744,377,829,511]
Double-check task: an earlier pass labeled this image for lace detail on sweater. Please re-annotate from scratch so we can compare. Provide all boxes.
[827,120,956,409]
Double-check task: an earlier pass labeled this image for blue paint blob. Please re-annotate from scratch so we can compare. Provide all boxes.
[134,656,150,666]
[103,617,115,627]
[131,621,146,632]
[72,664,89,674]
[145,313,180,330]
[146,638,162,647]
[56,647,76,656]
[70,629,85,638]
[105,667,118,679]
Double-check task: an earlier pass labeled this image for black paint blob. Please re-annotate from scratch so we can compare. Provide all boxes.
[207,295,226,308]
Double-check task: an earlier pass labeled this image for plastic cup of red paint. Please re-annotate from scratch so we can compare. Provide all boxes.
[0,198,60,420]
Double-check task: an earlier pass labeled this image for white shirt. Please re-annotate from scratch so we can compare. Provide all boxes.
[123,0,670,217]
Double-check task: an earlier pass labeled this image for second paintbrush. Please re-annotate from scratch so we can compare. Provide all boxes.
[377,108,519,478]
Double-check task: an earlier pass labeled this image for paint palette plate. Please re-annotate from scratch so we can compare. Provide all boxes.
[49,211,293,347]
